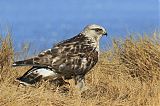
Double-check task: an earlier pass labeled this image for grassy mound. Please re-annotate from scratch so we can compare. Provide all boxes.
[0,32,160,106]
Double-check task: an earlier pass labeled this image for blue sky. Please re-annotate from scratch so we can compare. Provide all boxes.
[0,0,159,51]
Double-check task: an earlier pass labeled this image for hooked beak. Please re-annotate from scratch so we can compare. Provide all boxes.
[103,31,107,37]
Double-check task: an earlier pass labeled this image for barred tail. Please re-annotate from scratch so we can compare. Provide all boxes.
[16,67,57,86]
[16,67,43,85]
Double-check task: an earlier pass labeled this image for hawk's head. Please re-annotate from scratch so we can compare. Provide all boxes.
[81,24,107,41]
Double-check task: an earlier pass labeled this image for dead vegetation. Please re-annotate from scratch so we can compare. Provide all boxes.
[0,32,160,106]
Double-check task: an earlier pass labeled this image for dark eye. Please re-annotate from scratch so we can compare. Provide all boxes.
[94,28,102,32]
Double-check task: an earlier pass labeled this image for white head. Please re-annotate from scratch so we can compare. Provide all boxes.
[81,24,107,41]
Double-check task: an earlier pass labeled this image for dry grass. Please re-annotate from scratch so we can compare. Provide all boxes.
[0,32,160,106]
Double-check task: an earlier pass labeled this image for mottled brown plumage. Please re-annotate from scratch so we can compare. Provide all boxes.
[13,24,107,90]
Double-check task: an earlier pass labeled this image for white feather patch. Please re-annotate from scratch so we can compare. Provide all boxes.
[33,68,57,78]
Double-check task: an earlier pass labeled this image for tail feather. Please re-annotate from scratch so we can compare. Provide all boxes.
[16,67,43,85]
[16,75,43,85]
[16,67,58,86]
[12,58,39,67]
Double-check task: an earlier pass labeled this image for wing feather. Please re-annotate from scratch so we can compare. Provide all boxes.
[13,33,98,77]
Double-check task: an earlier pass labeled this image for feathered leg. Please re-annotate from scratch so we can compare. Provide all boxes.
[74,75,87,91]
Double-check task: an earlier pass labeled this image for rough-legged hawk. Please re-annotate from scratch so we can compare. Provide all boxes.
[13,24,107,90]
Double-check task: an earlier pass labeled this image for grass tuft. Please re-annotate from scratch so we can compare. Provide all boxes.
[0,32,160,106]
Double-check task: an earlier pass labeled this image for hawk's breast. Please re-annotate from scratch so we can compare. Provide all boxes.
[53,35,99,78]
